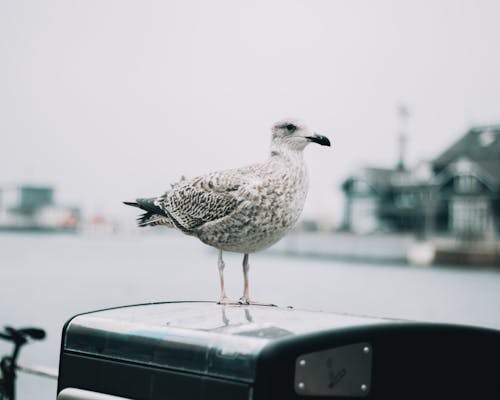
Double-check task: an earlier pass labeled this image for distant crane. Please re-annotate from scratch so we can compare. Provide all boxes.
[396,104,410,171]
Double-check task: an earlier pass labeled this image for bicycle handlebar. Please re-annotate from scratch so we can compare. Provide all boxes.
[0,327,46,345]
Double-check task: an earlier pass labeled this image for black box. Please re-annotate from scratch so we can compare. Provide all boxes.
[57,301,500,400]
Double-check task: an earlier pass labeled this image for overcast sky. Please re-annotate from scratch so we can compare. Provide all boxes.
[1,0,499,224]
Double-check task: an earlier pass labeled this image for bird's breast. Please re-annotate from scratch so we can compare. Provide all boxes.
[195,158,309,253]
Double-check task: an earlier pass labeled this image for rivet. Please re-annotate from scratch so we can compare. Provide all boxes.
[299,359,306,367]
[363,346,370,354]
[298,382,305,390]
[361,384,368,392]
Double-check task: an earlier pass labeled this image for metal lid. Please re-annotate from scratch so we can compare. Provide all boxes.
[63,302,393,383]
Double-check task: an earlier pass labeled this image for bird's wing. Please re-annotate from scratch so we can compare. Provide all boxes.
[159,170,249,231]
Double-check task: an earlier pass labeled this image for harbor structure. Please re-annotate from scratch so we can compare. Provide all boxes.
[341,124,500,265]
[0,184,80,232]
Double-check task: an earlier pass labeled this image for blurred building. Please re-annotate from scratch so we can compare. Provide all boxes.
[342,125,500,242]
[0,184,80,231]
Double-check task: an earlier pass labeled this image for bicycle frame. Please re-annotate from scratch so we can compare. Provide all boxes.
[0,327,46,400]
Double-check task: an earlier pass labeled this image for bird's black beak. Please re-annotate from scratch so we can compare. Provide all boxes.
[306,134,331,147]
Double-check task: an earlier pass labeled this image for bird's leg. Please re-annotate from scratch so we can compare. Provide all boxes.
[239,253,251,304]
[217,249,240,305]
[239,253,277,307]
[217,249,228,302]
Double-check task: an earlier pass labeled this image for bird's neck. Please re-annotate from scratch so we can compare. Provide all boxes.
[269,145,304,163]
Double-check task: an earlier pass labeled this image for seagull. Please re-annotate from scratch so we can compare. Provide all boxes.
[124,119,331,305]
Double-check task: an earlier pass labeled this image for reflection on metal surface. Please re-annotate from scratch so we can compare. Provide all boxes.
[16,363,59,380]
[64,303,390,383]
[294,342,372,397]
[58,388,133,400]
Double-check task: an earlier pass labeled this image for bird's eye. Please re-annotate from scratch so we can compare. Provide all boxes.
[285,124,297,133]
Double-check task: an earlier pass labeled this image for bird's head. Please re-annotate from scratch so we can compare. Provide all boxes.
[271,119,331,152]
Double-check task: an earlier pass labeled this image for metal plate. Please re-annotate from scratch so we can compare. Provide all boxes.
[294,342,372,397]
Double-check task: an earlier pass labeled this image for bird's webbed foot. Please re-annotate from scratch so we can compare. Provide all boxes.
[217,296,243,306]
[239,296,277,307]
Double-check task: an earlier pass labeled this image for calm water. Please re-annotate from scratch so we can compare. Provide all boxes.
[1,232,500,399]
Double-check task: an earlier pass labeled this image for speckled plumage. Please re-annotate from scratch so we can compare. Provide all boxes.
[125,119,330,304]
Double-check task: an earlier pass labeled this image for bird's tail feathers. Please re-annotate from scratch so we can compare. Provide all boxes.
[124,197,172,228]
[124,197,165,214]
[123,201,140,208]
[137,212,172,227]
